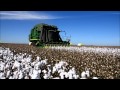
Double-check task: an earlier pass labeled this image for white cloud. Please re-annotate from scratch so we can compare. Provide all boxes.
[0,11,62,20]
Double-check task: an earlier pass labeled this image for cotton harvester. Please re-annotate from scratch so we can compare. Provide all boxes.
[29,23,70,47]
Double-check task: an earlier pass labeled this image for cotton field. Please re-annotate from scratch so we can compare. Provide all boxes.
[51,46,120,56]
[0,46,97,79]
[0,43,120,79]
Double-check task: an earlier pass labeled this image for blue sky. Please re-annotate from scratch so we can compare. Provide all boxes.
[0,11,120,46]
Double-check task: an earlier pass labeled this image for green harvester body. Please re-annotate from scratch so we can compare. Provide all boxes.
[29,23,70,47]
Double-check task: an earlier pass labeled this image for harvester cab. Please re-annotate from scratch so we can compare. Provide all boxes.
[29,23,70,47]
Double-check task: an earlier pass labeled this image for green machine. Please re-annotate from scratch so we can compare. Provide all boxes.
[29,23,70,47]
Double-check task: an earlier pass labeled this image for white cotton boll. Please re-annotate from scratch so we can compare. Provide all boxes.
[40,59,47,65]
[3,55,7,60]
[34,65,39,70]
[35,63,41,68]
[59,61,64,66]
[24,53,27,56]
[29,69,33,76]
[58,69,64,73]
[43,74,49,79]
[21,58,27,64]
[64,72,69,78]
[68,74,73,79]
[56,64,62,71]
[6,70,11,78]
[25,64,30,70]
[30,74,35,79]
[14,55,17,60]
[62,66,67,70]
[36,56,40,61]
[26,57,31,63]
[68,68,76,77]
[38,70,41,73]
[73,74,79,79]
[52,67,57,73]
[0,73,5,79]
[15,74,19,79]
[71,68,76,74]
[80,77,86,79]
[77,75,79,78]
[31,61,36,66]
[53,77,60,79]
[0,51,2,55]
[47,65,51,67]
[9,76,13,79]
[13,71,19,79]
[44,59,48,64]
[6,57,10,61]
[0,63,4,71]
[31,50,35,53]
[47,72,51,78]
[60,72,65,79]
[81,71,86,78]
[34,62,42,70]
[47,67,51,73]
[25,69,30,74]
[18,71,23,79]
[0,77,5,79]
[0,53,2,56]
[81,70,90,79]
[58,61,67,68]
[31,70,40,79]
[25,76,29,79]
[92,77,98,79]
[5,63,10,70]
[12,61,20,69]
[17,56,22,62]
[42,70,47,74]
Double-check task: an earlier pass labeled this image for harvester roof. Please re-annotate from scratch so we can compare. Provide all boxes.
[32,23,58,31]
[35,23,57,28]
